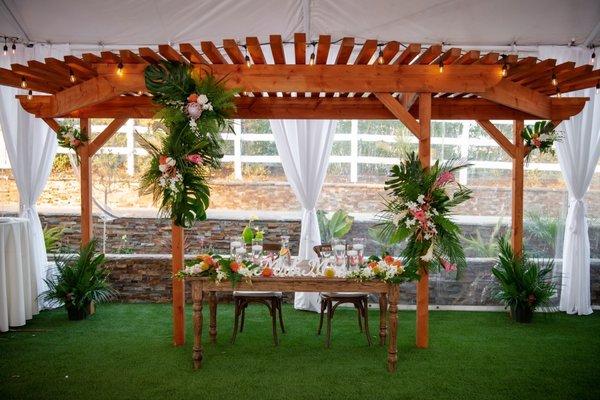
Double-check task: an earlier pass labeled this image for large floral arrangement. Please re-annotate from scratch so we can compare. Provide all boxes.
[57,123,87,152]
[375,152,472,277]
[178,254,261,287]
[138,62,237,227]
[521,121,561,160]
[347,255,416,284]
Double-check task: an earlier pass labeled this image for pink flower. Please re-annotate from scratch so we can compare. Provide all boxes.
[532,138,542,148]
[186,154,203,165]
[70,139,81,147]
[186,102,203,120]
[440,258,457,272]
[436,171,454,187]
[411,209,427,224]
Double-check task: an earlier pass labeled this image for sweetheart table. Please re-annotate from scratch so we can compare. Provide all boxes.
[186,277,400,372]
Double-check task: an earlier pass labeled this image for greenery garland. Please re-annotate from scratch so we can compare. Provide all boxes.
[138,62,237,227]
[375,151,472,278]
[521,121,561,161]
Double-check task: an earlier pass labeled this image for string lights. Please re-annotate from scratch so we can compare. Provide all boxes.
[591,47,596,65]
[309,41,316,66]
[243,45,252,68]
[551,69,557,86]
[501,54,508,77]
[2,37,7,56]
[27,89,32,100]
[556,87,561,98]
[596,81,599,95]
[438,57,444,73]
[117,61,124,75]
[20,77,27,88]
[377,44,384,64]
[11,41,16,55]
[69,68,76,83]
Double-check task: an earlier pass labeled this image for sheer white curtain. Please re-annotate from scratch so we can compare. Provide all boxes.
[539,46,599,315]
[270,119,337,311]
[0,43,70,308]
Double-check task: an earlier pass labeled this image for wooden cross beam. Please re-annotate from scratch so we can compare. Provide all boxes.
[476,120,516,158]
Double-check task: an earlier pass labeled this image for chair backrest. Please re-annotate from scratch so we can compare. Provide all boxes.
[313,244,332,257]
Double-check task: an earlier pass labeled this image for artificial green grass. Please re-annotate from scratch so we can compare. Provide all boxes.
[1,304,599,400]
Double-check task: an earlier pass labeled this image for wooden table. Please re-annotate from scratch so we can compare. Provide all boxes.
[186,277,400,372]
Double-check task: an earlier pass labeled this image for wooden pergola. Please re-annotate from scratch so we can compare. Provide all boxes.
[2,33,598,350]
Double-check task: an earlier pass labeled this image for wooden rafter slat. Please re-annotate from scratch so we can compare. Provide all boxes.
[479,78,552,118]
[350,39,378,97]
[0,67,59,93]
[119,50,146,64]
[509,58,556,82]
[269,35,286,64]
[201,41,228,64]
[504,56,537,75]
[158,45,187,63]
[294,33,306,64]
[521,61,575,87]
[475,52,500,65]
[414,44,442,65]
[477,120,516,158]
[546,68,600,94]
[222,40,245,64]
[27,60,73,87]
[64,56,97,76]
[531,64,592,91]
[44,57,70,76]
[82,53,103,64]
[454,50,480,65]
[101,51,122,64]
[335,37,355,64]
[246,37,266,64]
[316,35,331,64]
[437,48,462,65]
[380,41,400,64]
[179,43,209,64]
[396,43,421,65]
[138,47,165,64]
[11,63,68,89]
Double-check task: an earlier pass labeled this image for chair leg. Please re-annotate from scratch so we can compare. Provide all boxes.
[269,300,278,346]
[317,297,326,335]
[240,304,246,332]
[362,297,372,346]
[355,301,363,332]
[231,298,240,344]
[277,298,285,333]
[325,299,333,348]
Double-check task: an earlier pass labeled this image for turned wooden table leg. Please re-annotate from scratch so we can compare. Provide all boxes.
[209,291,217,344]
[192,282,204,369]
[387,284,399,373]
[379,292,388,346]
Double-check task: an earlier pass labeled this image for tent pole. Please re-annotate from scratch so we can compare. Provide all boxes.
[172,223,185,346]
[416,92,431,349]
[79,118,93,245]
[512,120,525,255]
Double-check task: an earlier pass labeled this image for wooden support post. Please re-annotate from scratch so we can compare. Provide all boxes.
[78,118,93,245]
[416,93,431,349]
[512,120,525,255]
[172,223,186,346]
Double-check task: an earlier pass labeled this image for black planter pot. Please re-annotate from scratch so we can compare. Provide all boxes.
[510,304,534,323]
[66,305,88,321]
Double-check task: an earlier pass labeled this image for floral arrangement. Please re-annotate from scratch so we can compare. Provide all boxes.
[137,62,237,227]
[375,152,472,277]
[347,255,416,284]
[56,123,87,153]
[177,254,261,287]
[521,121,561,160]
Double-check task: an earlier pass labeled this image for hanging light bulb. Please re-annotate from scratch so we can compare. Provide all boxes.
[309,42,316,66]
[3,37,7,56]
[245,54,252,68]
[20,77,27,88]
[11,42,16,55]
[551,70,557,86]
[69,68,76,83]
[117,62,124,75]
[27,89,33,100]
[501,54,508,77]
[596,81,600,95]
[556,87,561,98]
[438,57,444,73]
[377,44,384,64]
[591,49,596,65]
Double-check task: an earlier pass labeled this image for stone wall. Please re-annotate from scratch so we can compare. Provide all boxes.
[95,254,600,306]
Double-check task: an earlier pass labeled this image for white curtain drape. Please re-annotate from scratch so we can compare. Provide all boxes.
[539,46,599,315]
[0,43,70,309]
[270,119,337,311]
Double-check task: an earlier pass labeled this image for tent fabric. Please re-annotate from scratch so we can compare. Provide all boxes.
[539,46,599,315]
[1,0,599,48]
[0,43,70,309]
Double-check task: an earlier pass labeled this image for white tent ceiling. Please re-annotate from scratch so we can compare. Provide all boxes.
[1,0,599,49]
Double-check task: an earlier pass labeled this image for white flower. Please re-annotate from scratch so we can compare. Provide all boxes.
[417,194,425,204]
[158,176,168,187]
[405,218,417,227]
[166,157,176,167]
[202,102,213,111]
[197,94,209,104]
[420,244,435,262]
[424,233,432,240]
[539,134,549,141]
[216,269,227,282]
[158,164,169,173]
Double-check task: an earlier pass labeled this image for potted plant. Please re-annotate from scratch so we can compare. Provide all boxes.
[42,239,116,320]
[491,237,556,323]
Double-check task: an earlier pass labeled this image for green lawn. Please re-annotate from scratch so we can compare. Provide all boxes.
[1,303,599,400]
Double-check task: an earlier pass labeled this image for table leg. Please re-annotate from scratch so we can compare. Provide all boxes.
[387,284,399,373]
[192,283,204,369]
[209,291,217,344]
[379,292,388,346]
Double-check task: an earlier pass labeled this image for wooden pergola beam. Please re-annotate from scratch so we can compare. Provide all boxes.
[88,118,129,156]
[476,120,516,158]
[374,93,421,138]
[19,95,587,122]
[479,79,552,119]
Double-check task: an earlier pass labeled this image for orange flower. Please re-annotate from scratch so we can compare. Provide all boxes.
[384,255,394,265]
[230,262,240,273]
[392,259,403,268]
[187,93,198,103]
[261,267,273,277]
[202,254,215,266]
[368,261,379,269]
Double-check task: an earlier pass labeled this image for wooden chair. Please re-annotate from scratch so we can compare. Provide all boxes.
[314,244,372,348]
[231,243,285,345]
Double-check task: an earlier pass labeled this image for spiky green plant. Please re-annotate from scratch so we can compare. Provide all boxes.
[42,240,116,315]
[374,152,472,277]
[139,62,237,227]
[525,211,562,252]
[316,209,354,243]
[491,237,556,313]
[43,225,65,253]
[463,219,508,257]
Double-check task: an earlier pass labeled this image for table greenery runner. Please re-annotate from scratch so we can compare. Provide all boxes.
[138,62,237,227]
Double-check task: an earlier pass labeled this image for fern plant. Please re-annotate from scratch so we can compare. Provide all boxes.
[43,225,65,253]
[139,62,237,227]
[374,151,472,277]
[463,219,507,257]
[492,237,556,322]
